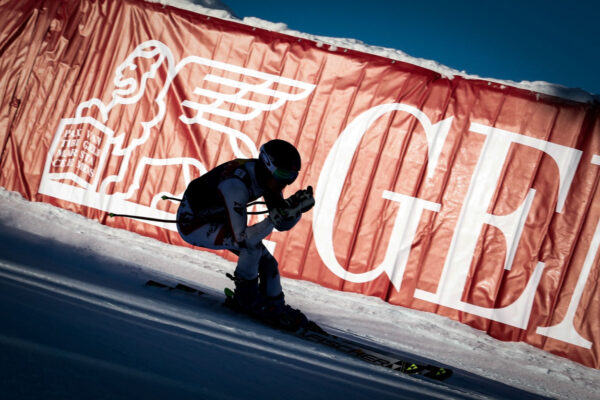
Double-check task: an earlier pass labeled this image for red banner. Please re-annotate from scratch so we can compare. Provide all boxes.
[1,0,599,368]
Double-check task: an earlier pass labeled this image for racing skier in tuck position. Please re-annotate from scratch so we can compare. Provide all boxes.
[176,139,315,330]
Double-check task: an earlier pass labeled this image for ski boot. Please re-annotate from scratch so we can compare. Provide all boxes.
[255,293,309,331]
[225,273,263,314]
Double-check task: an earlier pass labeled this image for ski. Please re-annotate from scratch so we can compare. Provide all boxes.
[222,287,453,381]
[145,279,452,382]
[146,279,205,295]
[298,328,452,380]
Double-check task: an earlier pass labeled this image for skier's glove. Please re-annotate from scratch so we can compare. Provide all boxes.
[286,186,315,213]
[269,186,315,231]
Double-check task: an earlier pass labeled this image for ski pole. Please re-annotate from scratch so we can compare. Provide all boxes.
[161,195,182,202]
[108,202,270,223]
[159,195,266,208]
[108,210,269,223]
[107,213,178,223]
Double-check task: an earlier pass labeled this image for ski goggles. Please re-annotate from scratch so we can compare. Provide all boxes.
[260,150,299,183]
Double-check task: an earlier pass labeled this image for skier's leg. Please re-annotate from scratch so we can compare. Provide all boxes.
[177,198,277,310]
[258,249,282,298]
[177,221,231,249]
[255,246,308,329]
[226,245,263,307]
[179,222,263,307]
[231,217,274,279]
[231,219,276,306]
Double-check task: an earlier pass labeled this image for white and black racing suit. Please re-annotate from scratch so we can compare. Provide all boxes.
[176,158,299,298]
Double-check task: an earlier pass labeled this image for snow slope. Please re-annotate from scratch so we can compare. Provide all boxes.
[1,188,598,399]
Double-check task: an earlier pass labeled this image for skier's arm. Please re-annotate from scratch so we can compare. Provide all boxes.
[263,189,286,210]
[218,178,274,247]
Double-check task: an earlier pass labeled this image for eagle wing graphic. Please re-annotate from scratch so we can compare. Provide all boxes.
[177,56,316,158]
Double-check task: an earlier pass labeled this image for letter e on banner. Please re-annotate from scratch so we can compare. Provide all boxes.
[536,155,600,348]
[415,123,582,329]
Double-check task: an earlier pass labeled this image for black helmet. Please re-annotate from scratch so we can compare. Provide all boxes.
[259,139,301,184]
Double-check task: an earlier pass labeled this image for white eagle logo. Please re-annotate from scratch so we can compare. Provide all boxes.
[39,40,316,228]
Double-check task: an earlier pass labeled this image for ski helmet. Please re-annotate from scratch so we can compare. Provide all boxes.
[259,139,301,184]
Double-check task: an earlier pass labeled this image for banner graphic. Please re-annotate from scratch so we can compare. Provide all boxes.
[0,0,598,368]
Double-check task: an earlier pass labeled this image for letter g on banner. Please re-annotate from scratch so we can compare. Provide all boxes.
[313,104,452,289]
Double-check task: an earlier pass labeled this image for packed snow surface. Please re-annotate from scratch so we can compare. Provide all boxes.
[1,188,598,399]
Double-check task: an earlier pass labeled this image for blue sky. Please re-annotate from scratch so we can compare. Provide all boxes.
[222,0,599,95]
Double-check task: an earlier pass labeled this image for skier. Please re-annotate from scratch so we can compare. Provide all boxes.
[176,139,315,329]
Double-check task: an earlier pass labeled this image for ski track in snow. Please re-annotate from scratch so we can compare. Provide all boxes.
[1,188,598,399]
